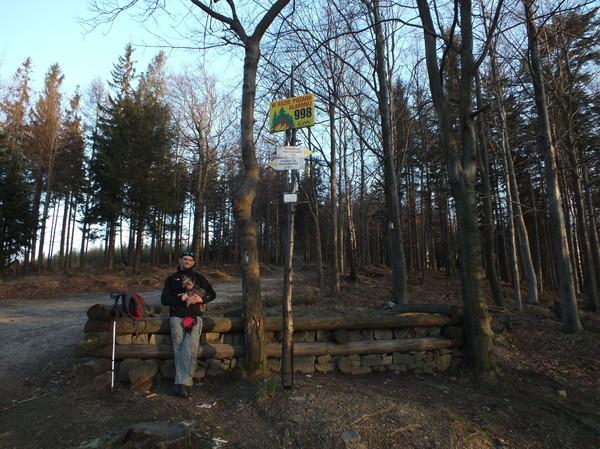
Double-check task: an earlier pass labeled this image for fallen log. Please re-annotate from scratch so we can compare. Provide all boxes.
[82,343,244,360]
[266,337,455,357]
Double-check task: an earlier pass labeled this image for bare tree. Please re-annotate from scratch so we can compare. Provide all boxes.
[522,0,582,332]
[189,0,292,376]
[416,0,498,377]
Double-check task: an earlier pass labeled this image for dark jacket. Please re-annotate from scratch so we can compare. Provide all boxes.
[160,267,216,318]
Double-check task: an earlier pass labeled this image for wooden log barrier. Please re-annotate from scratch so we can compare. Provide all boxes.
[84,343,244,360]
[86,303,163,321]
[84,312,451,335]
[84,316,245,334]
[266,337,454,357]
[265,313,451,331]
[81,337,456,360]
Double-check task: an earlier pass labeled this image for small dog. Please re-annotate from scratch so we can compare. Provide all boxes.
[180,275,206,312]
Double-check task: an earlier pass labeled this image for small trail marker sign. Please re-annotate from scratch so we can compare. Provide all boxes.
[269,94,315,132]
[269,145,309,171]
[277,146,306,159]
[269,158,304,171]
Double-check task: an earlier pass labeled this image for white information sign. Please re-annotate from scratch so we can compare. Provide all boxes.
[269,157,304,171]
[277,146,312,158]
[283,193,298,203]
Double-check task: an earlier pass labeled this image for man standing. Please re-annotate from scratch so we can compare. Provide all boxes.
[161,252,216,398]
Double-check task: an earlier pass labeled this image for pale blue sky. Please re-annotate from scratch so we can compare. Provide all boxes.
[0,0,240,99]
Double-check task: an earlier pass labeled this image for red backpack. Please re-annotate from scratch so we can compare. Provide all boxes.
[112,292,145,320]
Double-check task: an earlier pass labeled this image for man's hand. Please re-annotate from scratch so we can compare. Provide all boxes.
[185,293,204,307]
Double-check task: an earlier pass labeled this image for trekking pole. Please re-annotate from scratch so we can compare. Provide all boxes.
[110,320,116,391]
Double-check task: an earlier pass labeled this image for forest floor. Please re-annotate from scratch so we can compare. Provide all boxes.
[0,264,599,449]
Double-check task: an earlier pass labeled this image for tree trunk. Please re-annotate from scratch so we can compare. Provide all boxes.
[343,138,358,282]
[489,46,539,305]
[582,164,600,291]
[67,197,77,271]
[523,0,581,332]
[235,40,266,376]
[373,0,408,303]
[475,74,505,307]
[29,172,43,268]
[37,187,53,274]
[328,95,340,296]
[58,196,69,270]
[501,138,522,310]
[192,187,204,260]
[306,149,324,289]
[133,212,144,274]
[107,220,116,272]
[565,138,599,311]
[47,196,59,271]
[417,0,495,377]
[529,176,544,294]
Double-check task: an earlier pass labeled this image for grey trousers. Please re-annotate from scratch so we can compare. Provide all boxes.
[169,316,202,386]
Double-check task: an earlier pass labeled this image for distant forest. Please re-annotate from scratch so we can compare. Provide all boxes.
[1,0,598,373]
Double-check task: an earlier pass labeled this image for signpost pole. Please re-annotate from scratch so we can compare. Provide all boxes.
[281,65,297,389]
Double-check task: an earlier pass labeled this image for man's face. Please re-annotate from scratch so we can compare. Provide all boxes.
[181,256,195,270]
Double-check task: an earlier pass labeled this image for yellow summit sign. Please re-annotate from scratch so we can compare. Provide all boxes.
[269,94,315,133]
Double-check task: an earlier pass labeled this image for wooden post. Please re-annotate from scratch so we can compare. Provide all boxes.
[282,64,297,388]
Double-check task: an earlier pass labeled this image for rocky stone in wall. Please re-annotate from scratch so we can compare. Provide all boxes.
[117,358,140,383]
[160,360,175,379]
[427,327,442,337]
[413,328,428,338]
[361,354,384,367]
[316,330,330,342]
[294,356,315,374]
[393,328,411,339]
[268,358,281,372]
[315,362,335,373]
[116,334,132,345]
[193,364,206,382]
[132,334,149,345]
[392,353,413,366]
[347,330,363,341]
[203,332,221,344]
[373,329,393,340]
[361,330,373,340]
[128,360,158,390]
[337,356,354,374]
[317,354,332,364]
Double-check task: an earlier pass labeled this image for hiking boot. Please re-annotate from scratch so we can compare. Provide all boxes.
[173,384,189,398]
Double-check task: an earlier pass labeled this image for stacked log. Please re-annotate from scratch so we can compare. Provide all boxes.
[79,305,463,374]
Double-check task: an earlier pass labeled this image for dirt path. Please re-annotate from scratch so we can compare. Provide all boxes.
[0,273,283,406]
